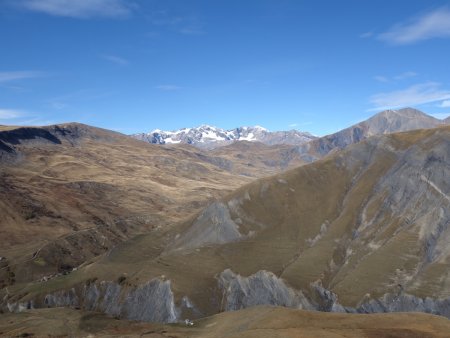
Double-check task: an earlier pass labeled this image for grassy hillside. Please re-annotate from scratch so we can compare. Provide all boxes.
[1,123,303,286]
[5,126,448,320]
[1,306,449,338]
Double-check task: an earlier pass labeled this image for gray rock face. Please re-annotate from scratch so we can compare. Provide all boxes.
[218,269,313,311]
[218,269,450,319]
[170,202,243,251]
[362,108,444,135]
[89,280,177,322]
[6,269,450,322]
[358,293,450,318]
[44,288,79,308]
[41,278,178,323]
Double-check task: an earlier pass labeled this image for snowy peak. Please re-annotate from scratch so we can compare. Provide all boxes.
[132,125,316,149]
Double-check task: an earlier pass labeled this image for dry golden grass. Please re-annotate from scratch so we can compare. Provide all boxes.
[11,126,449,315]
[1,306,449,338]
[2,125,450,336]
[1,123,303,286]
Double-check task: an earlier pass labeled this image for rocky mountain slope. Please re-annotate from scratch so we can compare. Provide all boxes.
[4,125,449,322]
[132,108,448,164]
[296,107,447,161]
[1,123,308,288]
[132,125,316,149]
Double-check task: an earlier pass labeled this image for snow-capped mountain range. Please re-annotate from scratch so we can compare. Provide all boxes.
[131,125,317,149]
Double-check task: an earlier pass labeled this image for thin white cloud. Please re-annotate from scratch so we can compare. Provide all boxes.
[148,11,204,35]
[0,71,44,83]
[379,7,450,45]
[289,121,313,128]
[179,26,205,35]
[0,109,23,120]
[360,31,374,39]
[155,85,181,91]
[374,75,389,83]
[102,54,129,66]
[0,108,55,126]
[19,0,135,19]
[438,100,450,108]
[45,89,115,110]
[374,71,417,83]
[15,118,56,126]
[393,71,417,80]
[369,82,450,110]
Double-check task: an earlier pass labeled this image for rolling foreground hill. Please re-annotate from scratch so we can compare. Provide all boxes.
[1,306,450,337]
[1,123,308,287]
[3,125,449,323]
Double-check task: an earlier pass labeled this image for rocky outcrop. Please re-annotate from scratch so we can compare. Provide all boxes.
[218,269,314,311]
[218,269,450,318]
[6,278,179,323]
[358,293,450,318]
[170,202,243,251]
[5,269,450,323]
[81,279,178,322]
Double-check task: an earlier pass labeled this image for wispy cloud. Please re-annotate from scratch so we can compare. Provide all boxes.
[0,108,23,120]
[288,121,313,129]
[379,7,450,45]
[393,71,418,80]
[374,75,389,83]
[369,82,450,110]
[374,71,417,83]
[0,71,44,83]
[155,85,181,91]
[101,54,129,66]
[438,100,450,108]
[147,10,204,35]
[0,108,56,126]
[18,0,135,19]
[179,26,205,35]
[360,31,374,39]
[45,89,115,110]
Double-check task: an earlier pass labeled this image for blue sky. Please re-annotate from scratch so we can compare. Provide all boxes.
[1,0,450,136]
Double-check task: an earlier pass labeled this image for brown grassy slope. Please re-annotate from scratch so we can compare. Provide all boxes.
[2,123,293,285]
[14,126,449,317]
[211,140,307,172]
[1,306,449,338]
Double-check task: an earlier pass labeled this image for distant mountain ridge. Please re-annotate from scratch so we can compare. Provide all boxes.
[131,125,317,149]
[132,108,448,151]
[295,107,448,161]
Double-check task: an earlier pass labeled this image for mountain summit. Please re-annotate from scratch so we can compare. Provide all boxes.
[296,108,448,160]
[132,125,316,149]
